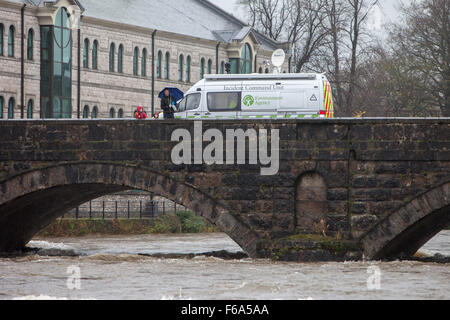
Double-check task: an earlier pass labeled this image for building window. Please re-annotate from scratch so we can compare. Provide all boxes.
[186,56,191,83]
[157,51,162,79]
[220,61,224,74]
[0,24,3,56]
[240,43,252,74]
[133,47,139,76]
[0,96,3,118]
[207,59,212,74]
[164,52,170,79]
[27,99,33,119]
[83,38,89,68]
[118,108,124,118]
[8,97,14,119]
[200,58,205,79]
[92,40,98,69]
[141,48,147,77]
[178,54,184,82]
[83,105,89,118]
[40,7,73,119]
[27,29,34,60]
[265,68,269,74]
[109,43,115,72]
[230,59,239,74]
[8,25,15,57]
[109,107,115,118]
[92,106,98,119]
[118,44,124,73]
[259,67,263,74]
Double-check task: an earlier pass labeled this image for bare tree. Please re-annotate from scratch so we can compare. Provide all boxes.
[345,0,379,116]
[240,0,329,71]
[390,0,450,116]
[321,0,349,114]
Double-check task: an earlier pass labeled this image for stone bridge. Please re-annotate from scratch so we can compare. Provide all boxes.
[0,119,449,261]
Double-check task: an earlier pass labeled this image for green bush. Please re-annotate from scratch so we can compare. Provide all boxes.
[176,211,208,233]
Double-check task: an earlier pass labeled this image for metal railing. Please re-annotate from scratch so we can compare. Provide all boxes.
[63,200,188,220]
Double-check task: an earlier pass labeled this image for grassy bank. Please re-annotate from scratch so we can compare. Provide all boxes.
[38,211,220,237]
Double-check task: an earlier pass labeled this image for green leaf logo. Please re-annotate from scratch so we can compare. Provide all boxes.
[243,95,255,107]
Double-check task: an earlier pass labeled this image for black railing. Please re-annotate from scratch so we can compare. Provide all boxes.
[62,200,187,220]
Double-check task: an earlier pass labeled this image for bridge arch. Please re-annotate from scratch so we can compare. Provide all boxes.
[361,182,450,260]
[0,163,260,256]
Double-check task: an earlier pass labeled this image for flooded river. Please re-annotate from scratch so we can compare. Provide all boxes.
[0,232,449,300]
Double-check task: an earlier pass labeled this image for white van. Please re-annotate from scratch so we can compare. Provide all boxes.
[173,73,334,120]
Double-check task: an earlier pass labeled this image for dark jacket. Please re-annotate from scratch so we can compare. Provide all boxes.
[161,96,174,114]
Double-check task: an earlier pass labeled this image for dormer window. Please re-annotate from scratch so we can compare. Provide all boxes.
[240,43,252,74]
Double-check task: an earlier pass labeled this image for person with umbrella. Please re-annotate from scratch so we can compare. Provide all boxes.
[159,87,184,119]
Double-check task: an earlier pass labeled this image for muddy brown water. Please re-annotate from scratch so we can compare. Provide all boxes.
[0,232,448,300]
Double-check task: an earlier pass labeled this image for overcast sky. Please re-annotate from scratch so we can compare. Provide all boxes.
[210,0,409,29]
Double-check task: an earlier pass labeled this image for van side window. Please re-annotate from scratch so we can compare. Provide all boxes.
[207,92,241,112]
[186,93,201,111]
[178,98,187,112]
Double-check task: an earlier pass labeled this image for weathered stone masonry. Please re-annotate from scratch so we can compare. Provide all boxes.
[0,119,449,261]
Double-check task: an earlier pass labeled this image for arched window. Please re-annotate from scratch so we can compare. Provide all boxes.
[83,105,90,119]
[109,43,115,72]
[259,67,263,74]
[51,7,72,119]
[186,56,191,83]
[200,58,205,79]
[92,40,98,70]
[118,44,124,73]
[220,61,224,74]
[240,43,252,74]
[178,54,184,82]
[83,38,89,68]
[0,96,4,118]
[207,59,212,74]
[8,25,15,57]
[265,68,269,74]
[118,108,124,118]
[109,107,116,118]
[91,106,98,119]
[133,47,139,76]
[157,51,162,79]
[296,173,328,233]
[164,52,170,79]
[8,97,14,119]
[27,29,34,60]
[141,48,147,76]
[0,24,3,56]
[27,99,33,119]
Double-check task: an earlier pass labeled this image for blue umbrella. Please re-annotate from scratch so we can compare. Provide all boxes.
[158,87,184,101]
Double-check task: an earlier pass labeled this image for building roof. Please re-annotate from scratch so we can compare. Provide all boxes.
[6,0,283,51]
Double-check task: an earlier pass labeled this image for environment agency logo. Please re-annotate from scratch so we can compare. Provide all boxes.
[243,95,255,107]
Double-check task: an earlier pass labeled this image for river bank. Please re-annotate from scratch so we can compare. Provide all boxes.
[37,211,219,237]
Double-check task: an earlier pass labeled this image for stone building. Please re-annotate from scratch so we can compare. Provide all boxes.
[0,0,291,120]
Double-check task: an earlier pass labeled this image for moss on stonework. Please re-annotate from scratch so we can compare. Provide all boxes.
[268,233,363,262]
